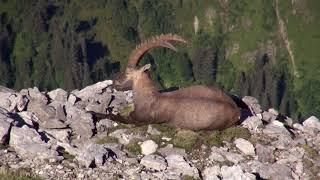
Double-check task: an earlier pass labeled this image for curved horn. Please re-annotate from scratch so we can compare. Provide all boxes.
[127,34,187,68]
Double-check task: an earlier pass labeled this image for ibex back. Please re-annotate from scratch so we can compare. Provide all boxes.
[113,34,240,130]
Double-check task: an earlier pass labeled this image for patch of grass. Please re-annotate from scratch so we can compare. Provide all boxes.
[173,130,199,152]
[202,131,224,147]
[0,167,42,180]
[301,144,318,158]
[96,136,119,145]
[203,127,251,147]
[124,140,141,155]
[220,127,251,142]
[152,124,177,138]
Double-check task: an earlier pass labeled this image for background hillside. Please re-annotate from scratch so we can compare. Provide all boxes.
[0,0,319,120]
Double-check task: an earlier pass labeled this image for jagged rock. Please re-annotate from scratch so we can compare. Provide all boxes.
[140,154,167,171]
[85,93,112,114]
[209,147,226,162]
[277,147,305,164]
[262,111,276,122]
[271,134,293,150]
[242,96,262,114]
[249,161,293,180]
[303,116,320,131]
[225,151,245,164]
[268,108,279,116]
[45,129,71,143]
[234,138,255,156]
[65,104,94,140]
[255,144,275,163]
[28,87,48,104]
[109,129,145,145]
[0,109,12,144]
[241,116,263,133]
[263,120,291,137]
[0,86,16,93]
[48,88,68,102]
[165,155,199,178]
[0,92,16,112]
[9,125,60,160]
[147,125,161,135]
[157,144,187,157]
[67,93,78,105]
[17,111,39,127]
[27,100,67,129]
[220,165,256,180]
[140,140,158,155]
[76,143,109,168]
[96,118,115,132]
[202,166,220,180]
[73,80,113,100]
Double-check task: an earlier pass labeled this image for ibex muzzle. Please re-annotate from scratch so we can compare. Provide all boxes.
[113,34,240,130]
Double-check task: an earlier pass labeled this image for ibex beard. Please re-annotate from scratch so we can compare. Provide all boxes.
[113,34,240,131]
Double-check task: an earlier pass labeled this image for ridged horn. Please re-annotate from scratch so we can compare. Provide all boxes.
[127,34,187,68]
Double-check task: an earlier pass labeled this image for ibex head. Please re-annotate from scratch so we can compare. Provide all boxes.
[113,34,187,90]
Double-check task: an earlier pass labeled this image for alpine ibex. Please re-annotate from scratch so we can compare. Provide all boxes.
[113,34,240,130]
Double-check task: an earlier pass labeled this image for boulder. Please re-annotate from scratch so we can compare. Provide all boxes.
[303,116,320,131]
[234,138,255,156]
[76,143,109,168]
[255,144,275,163]
[140,154,167,171]
[27,100,67,129]
[165,154,199,178]
[48,88,68,102]
[74,80,113,100]
[220,165,256,180]
[242,96,262,114]
[65,104,94,140]
[202,166,220,180]
[0,109,12,144]
[241,116,263,133]
[157,144,187,157]
[140,140,158,155]
[9,125,60,160]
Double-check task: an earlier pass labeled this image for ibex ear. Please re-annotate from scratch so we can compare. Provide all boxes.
[140,63,151,72]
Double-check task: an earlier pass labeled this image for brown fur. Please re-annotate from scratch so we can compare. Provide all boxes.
[113,34,240,130]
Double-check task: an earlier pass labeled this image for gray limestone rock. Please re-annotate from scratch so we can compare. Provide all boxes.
[140,154,167,171]
[76,143,109,168]
[165,154,199,178]
[242,96,262,114]
[220,165,256,180]
[255,144,275,163]
[202,166,220,180]
[48,89,68,102]
[0,109,12,144]
[157,144,187,157]
[65,104,94,140]
[303,116,320,131]
[241,116,263,133]
[140,140,158,155]
[27,100,67,129]
[9,125,60,160]
[234,138,255,156]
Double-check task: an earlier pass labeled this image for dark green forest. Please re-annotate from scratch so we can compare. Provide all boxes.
[0,0,320,120]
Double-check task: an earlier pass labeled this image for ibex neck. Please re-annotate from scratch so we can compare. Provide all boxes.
[132,73,158,102]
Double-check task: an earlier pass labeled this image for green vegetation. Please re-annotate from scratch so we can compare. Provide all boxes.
[0,0,319,119]
[96,136,119,145]
[124,140,141,155]
[0,168,41,180]
[203,127,251,147]
[173,130,199,152]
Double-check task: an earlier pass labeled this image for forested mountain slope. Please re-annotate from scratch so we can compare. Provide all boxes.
[0,0,319,120]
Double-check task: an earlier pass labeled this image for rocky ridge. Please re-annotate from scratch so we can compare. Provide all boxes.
[0,80,320,179]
